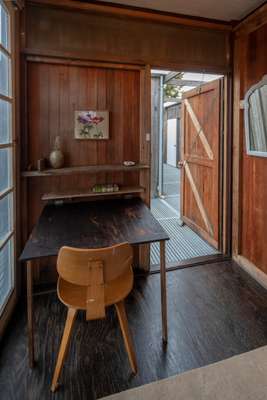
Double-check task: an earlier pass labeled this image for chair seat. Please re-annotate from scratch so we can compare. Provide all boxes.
[57,268,134,310]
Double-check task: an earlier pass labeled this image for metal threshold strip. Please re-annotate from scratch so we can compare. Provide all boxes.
[150,197,219,271]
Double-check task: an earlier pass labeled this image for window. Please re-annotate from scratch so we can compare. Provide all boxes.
[245,75,267,157]
[0,1,15,314]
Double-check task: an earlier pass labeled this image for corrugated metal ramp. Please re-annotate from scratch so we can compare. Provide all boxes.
[150,198,218,268]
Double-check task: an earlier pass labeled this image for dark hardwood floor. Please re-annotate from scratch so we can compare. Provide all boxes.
[1,261,267,400]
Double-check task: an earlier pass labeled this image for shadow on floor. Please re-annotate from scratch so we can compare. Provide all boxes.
[1,261,267,400]
[150,163,218,269]
[162,163,180,214]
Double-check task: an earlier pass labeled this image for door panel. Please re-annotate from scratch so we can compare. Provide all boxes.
[181,79,222,249]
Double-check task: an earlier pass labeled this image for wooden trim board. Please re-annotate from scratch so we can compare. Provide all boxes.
[24,48,231,75]
[184,99,214,160]
[234,3,267,35]
[184,163,214,238]
[25,54,146,70]
[234,255,267,291]
[22,164,150,178]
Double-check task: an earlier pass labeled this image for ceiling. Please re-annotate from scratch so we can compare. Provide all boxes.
[99,0,266,21]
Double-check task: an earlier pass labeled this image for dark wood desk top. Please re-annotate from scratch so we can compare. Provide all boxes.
[20,198,169,262]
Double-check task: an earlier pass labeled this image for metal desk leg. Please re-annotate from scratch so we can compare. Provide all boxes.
[160,240,168,343]
[27,260,35,368]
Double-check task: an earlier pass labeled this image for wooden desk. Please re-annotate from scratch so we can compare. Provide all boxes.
[20,198,169,368]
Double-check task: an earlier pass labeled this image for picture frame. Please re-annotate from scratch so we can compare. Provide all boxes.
[75,110,109,140]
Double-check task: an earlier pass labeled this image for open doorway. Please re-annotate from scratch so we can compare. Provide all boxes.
[150,70,224,269]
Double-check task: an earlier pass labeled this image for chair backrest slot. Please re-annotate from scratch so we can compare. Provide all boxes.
[86,260,105,320]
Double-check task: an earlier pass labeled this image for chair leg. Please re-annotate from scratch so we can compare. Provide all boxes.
[115,301,137,374]
[51,307,77,392]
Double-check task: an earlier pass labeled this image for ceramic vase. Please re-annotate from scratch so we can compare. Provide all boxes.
[49,136,64,169]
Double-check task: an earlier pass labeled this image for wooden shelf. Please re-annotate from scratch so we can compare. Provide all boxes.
[41,186,145,201]
[22,164,150,177]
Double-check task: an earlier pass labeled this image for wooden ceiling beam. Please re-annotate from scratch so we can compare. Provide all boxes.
[234,3,267,36]
[4,0,24,9]
[26,0,232,31]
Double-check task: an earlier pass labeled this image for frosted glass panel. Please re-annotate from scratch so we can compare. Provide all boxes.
[0,193,12,243]
[0,99,11,144]
[0,148,12,192]
[0,239,13,311]
[0,3,13,315]
[249,86,267,152]
[0,3,9,50]
[0,50,10,97]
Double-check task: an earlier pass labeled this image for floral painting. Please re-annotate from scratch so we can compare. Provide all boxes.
[75,111,109,139]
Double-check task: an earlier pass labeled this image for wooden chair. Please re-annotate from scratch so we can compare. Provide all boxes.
[51,242,137,392]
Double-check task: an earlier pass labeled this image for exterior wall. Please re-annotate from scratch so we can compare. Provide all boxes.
[165,103,182,164]
[151,76,161,198]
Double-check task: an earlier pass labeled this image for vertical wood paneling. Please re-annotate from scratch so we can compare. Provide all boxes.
[25,61,145,282]
[233,21,267,275]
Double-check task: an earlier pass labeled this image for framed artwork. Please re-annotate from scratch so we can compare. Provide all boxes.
[75,110,109,139]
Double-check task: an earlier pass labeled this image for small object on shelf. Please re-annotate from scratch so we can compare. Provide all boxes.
[49,136,64,169]
[37,159,46,171]
[92,184,119,193]
[123,161,136,167]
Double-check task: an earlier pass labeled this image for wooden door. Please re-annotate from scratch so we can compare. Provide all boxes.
[180,79,222,249]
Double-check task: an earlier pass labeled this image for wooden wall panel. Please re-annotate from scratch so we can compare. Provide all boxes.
[25,61,143,282]
[233,13,267,275]
[240,24,267,273]
[24,4,231,73]
[27,63,140,173]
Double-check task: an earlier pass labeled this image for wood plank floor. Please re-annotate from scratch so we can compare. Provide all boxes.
[1,261,267,400]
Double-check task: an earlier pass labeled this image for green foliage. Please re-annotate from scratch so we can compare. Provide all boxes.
[163,72,184,99]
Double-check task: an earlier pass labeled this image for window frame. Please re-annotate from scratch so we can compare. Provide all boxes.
[244,74,267,158]
[0,0,17,334]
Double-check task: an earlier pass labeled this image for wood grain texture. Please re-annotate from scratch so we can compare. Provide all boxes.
[51,243,136,391]
[20,198,169,262]
[27,0,232,31]
[26,62,141,221]
[181,80,221,249]
[233,21,267,275]
[1,261,267,399]
[51,307,77,392]
[24,61,148,281]
[24,4,231,73]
